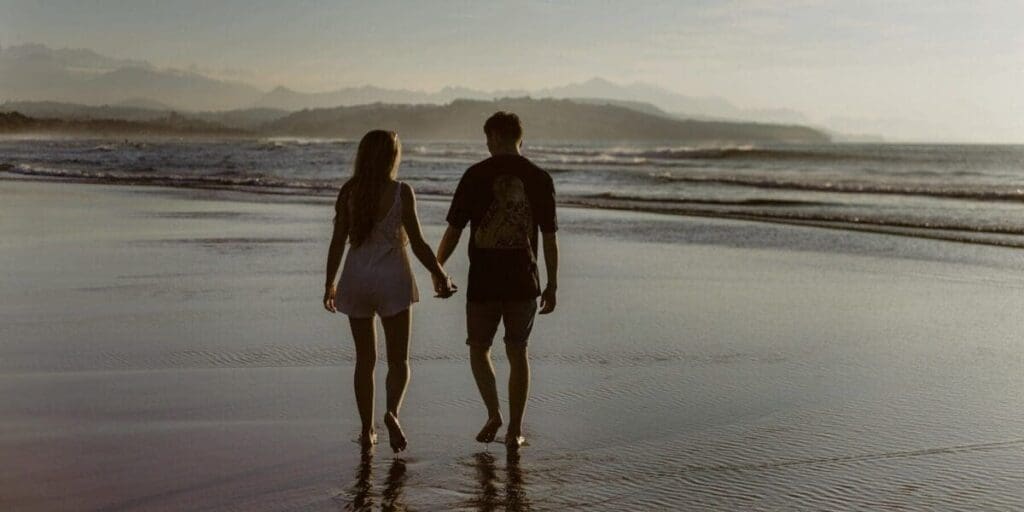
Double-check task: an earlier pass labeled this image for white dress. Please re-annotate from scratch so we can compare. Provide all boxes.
[336,183,419,318]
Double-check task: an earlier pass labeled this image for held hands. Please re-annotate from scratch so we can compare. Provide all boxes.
[539,285,557,314]
[325,274,455,312]
[432,272,458,299]
[323,284,337,313]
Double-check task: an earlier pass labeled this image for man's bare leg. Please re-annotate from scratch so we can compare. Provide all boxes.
[505,344,529,450]
[469,344,503,442]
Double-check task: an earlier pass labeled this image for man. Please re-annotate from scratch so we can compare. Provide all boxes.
[436,111,559,450]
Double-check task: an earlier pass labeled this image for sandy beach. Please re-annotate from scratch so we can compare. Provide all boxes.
[2,176,1023,511]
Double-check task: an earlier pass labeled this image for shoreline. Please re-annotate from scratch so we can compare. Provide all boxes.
[5,170,1023,250]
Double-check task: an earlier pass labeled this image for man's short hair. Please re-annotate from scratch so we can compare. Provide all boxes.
[483,111,523,142]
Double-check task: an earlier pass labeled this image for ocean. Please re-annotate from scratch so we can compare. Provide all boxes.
[3,137,1023,246]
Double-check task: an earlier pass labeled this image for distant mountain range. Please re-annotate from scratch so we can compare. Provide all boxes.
[0,97,830,144]
[0,43,820,127]
[264,98,827,142]
[0,44,263,111]
[0,42,833,143]
[249,79,809,125]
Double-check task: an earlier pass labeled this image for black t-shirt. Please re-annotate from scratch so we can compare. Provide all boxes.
[446,154,558,302]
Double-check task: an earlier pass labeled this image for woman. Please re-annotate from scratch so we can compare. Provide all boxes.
[323,130,456,453]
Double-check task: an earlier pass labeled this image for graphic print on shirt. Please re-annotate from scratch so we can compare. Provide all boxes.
[474,174,533,249]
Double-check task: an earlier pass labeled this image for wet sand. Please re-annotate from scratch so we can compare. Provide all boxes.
[2,176,1023,511]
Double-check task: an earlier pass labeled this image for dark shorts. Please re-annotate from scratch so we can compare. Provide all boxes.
[466,299,538,347]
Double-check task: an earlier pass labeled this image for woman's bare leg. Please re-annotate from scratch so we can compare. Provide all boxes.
[381,309,411,452]
[348,316,377,446]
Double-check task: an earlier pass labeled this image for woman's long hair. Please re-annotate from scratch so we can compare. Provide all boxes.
[337,130,401,247]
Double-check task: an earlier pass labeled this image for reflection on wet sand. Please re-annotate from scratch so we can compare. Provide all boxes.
[505,452,529,511]
[343,447,408,511]
[346,449,374,510]
[468,451,531,511]
[382,458,407,510]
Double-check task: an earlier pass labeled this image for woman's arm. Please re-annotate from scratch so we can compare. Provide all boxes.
[400,183,448,279]
[323,189,350,312]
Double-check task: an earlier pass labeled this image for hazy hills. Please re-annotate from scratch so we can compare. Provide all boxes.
[1,43,813,126]
[0,44,262,110]
[0,98,829,143]
[0,43,832,143]
[261,98,828,143]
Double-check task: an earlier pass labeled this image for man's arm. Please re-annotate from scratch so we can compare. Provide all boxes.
[436,225,463,266]
[539,231,558,314]
[433,225,462,295]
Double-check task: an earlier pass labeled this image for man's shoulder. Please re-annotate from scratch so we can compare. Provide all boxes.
[517,156,554,186]
[463,155,551,181]
[505,154,546,175]
[461,157,497,179]
[499,155,552,181]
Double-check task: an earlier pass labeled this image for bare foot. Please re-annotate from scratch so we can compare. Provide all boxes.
[358,429,378,449]
[383,412,407,453]
[505,430,525,451]
[476,415,503,443]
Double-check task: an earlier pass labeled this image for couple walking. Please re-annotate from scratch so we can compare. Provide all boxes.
[323,112,559,453]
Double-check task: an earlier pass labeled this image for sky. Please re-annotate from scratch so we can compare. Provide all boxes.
[1,0,1022,142]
